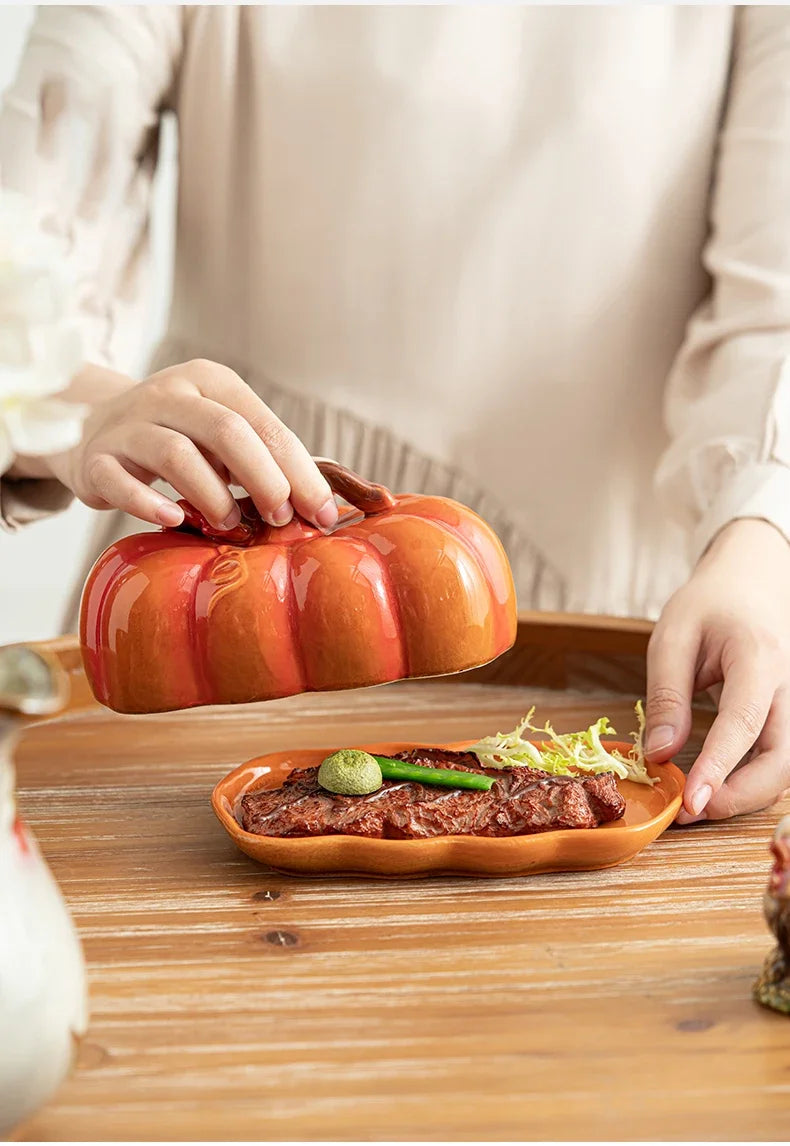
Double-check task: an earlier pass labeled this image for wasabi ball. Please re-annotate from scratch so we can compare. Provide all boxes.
[317,749,383,796]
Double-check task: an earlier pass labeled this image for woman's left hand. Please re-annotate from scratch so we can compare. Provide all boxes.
[645,518,790,823]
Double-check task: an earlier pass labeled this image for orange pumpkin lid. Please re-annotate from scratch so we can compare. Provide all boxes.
[79,461,517,713]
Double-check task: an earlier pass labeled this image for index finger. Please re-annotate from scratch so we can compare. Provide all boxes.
[644,623,697,760]
[189,363,337,526]
[685,658,774,817]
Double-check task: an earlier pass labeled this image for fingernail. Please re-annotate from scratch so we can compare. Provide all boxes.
[157,503,184,527]
[315,497,338,529]
[690,783,713,817]
[675,808,707,826]
[271,500,293,527]
[645,724,675,757]
[217,506,241,531]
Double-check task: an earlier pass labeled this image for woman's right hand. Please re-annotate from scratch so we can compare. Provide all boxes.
[26,359,339,532]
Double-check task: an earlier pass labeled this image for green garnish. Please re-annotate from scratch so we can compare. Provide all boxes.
[316,749,495,796]
[468,700,656,786]
[317,750,382,795]
[371,756,494,791]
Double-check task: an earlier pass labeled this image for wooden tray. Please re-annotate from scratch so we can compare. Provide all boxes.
[10,612,790,1142]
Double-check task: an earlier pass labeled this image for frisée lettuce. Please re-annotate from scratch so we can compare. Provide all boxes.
[468,700,656,786]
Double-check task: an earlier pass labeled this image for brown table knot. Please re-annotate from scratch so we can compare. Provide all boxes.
[263,929,299,947]
[676,1017,715,1033]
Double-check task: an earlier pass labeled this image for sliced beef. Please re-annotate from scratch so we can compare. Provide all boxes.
[238,746,626,840]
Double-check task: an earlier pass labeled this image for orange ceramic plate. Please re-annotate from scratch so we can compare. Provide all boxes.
[212,740,685,879]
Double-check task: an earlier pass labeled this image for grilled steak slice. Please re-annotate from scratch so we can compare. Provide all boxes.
[238,746,626,839]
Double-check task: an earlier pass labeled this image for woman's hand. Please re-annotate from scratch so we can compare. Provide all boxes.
[14,360,338,532]
[645,518,790,823]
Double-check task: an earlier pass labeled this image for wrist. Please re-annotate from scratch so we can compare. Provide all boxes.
[61,362,136,404]
[699,516,790,568]
[5,363,134,487]
[6,454,59,481]
[7,445,76,488]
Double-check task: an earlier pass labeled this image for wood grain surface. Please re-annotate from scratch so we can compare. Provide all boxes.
[11,643,790,1140]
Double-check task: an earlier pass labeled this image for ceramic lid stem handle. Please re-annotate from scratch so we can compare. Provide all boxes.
[172,460,397,543]
[314,458,398,515]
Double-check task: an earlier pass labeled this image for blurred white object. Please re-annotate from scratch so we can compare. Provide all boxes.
[0,188,85,472]
[0,645,87,1136]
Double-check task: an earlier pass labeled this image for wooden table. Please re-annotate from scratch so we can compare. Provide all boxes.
[12,618,790,1141]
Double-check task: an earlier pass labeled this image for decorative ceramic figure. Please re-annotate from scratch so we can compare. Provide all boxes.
[0,646,88,1136]
[753,814,790,1015]
[80,460,518,713]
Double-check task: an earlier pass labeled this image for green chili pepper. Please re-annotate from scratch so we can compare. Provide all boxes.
[372,755,494,791]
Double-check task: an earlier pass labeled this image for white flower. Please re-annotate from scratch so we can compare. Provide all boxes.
[0,190,86,473]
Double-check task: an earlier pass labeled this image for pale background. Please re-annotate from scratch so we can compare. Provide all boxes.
[0,5,177,643]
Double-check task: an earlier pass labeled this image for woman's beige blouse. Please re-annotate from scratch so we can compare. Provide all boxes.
[3,5,790,620]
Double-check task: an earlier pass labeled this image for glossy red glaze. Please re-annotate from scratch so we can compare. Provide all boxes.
[79,463,517,714]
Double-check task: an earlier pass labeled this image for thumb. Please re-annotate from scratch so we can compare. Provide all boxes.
[644,624,697,762]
